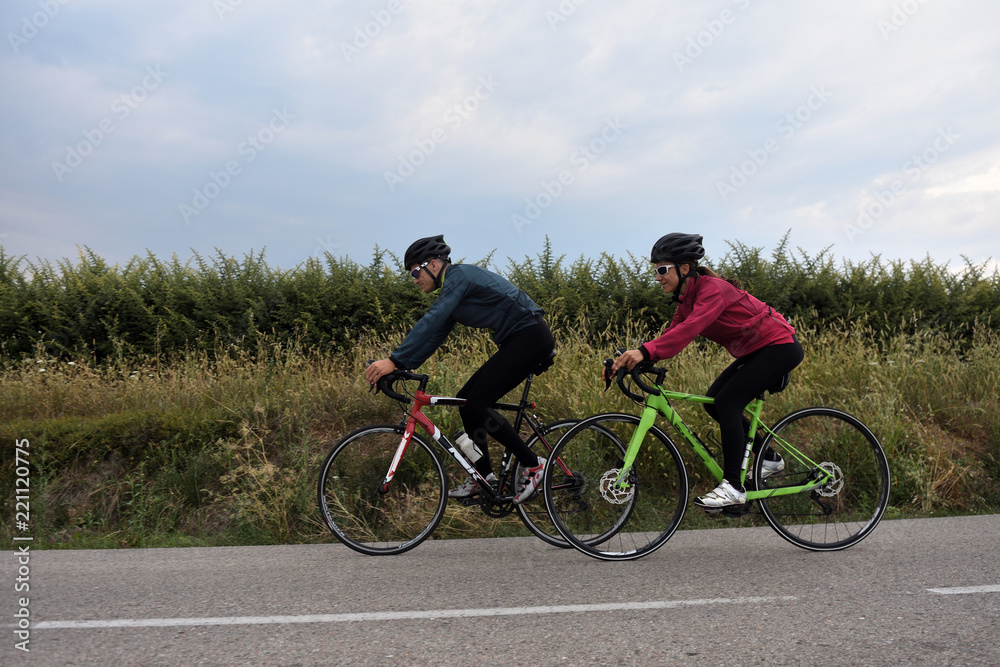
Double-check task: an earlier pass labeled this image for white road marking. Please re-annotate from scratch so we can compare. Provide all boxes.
[32,596,797,630]
[927,585,1000,595]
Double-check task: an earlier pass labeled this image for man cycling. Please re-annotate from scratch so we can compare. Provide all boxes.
[364,235,555,504]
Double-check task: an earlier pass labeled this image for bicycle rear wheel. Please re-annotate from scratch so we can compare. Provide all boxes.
[755,407,890,551]
[318,424,447,555]
[543,413,689,561]
[513,419,579,548]
[514,419,623,548]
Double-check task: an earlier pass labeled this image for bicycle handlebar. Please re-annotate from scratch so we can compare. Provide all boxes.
[604,347,667,402]
[368,362,429,403]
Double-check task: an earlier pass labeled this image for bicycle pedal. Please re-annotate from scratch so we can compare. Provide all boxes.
[458,497,482,507]
[720,502,752,518]
[700,502,751,517]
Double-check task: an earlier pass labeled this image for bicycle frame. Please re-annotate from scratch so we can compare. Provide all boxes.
[615,383,834,501]
[379,376,570,500]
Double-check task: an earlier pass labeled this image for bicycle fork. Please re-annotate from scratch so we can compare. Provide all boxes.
[379,419,434,493]
[609,409,654,490]
[380,416,488,495]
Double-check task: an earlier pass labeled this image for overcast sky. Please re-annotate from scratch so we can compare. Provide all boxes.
[2,1,999,274]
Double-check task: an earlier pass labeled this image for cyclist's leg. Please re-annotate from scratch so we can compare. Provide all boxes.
[455,364,495,476]
[458,322,554,470]
[705,340,804,484]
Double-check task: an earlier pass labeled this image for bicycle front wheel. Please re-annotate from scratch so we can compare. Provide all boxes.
[756,407,890,551]
[317,424,447,556]
[543,413,689,561]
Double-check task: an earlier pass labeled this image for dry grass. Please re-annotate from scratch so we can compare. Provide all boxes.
[2,322,998,548]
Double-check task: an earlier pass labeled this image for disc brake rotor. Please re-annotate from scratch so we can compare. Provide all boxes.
[598,468,635,504]
[816,462,844,497]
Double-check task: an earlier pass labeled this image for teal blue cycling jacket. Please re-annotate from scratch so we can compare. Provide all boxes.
[390,263,544,370]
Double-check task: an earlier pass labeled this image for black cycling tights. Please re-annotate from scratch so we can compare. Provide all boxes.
[703,338,804,486]
[457,322,555,475]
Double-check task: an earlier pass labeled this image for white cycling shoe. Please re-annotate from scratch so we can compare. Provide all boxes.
[693,479,747,511]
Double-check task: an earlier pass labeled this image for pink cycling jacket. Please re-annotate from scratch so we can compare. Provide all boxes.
[640,275,796,361]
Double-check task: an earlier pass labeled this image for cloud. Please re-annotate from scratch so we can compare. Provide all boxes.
[926,158,1000,198]
[1,0,999,271]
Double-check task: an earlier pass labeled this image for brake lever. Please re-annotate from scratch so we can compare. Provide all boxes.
[603,346,631,391]
[613,346,631,391]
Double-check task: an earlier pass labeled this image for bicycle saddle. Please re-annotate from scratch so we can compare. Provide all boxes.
[767,372,791,394]
[532,350,557,376]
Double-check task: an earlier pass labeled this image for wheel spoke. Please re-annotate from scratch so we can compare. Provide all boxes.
[756,408,890,551]
[543,414,688,561]
[318,425,446,555]
[513,420,582,548]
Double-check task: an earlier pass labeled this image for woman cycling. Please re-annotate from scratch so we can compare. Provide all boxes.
[609,233,804,510]
[364,235,555,505]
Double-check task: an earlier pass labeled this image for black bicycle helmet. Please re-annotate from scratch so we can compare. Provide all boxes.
[404,234,451,269]
[650,233,705,263]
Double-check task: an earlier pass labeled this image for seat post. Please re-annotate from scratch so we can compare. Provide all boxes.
[511,374,535,434]
[520,373,534,404]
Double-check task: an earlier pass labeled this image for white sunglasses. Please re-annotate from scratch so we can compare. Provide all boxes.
[653,265,676,277]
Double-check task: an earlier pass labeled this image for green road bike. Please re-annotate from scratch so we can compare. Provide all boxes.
[542,357,891,561]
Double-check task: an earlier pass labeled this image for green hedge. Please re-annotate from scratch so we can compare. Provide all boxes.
[1,234,997,362]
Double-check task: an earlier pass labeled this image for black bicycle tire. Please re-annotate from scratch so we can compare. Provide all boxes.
[512,418,625,548]
[543,412,689,561]
[756,407,890,551]
[513,419,580,548]
[317,424,448,556]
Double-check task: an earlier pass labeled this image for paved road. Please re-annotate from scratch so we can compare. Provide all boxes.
[5,515,999,666]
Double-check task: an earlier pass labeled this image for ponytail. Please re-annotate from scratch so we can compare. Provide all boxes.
[696,266,743,290]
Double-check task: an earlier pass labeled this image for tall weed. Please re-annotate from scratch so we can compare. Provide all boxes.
[2,319,998,548]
